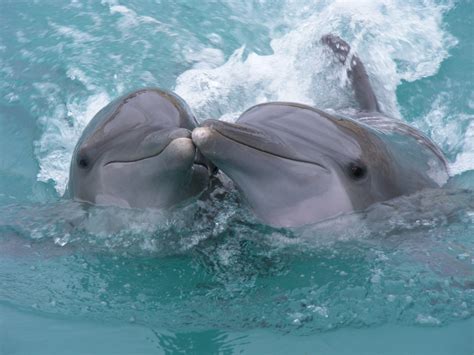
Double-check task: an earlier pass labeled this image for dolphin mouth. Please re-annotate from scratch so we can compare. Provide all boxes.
[196,120,329,171]
[104,140,174,166]
[104,129,194,166]
[192,161,210,171]
[193,148,217,174]
[104,136,214,173]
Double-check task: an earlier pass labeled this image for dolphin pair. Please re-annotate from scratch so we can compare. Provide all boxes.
[68,35,448,227]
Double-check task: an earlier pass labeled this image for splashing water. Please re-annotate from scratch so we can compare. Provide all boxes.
[175,0,457,121]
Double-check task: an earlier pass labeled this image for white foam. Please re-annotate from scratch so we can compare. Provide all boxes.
[35,91,110,194]
[416,94,474,176]
[175,0,455,121]
[451,120,474,175]
[50,23,97,43]
[184,47,226,70]
[415,314,441,325]
[101,0,172,34]
[109,4,160,27]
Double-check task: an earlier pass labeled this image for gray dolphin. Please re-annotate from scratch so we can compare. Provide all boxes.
[68,88,214,209]
[192,35,449,227]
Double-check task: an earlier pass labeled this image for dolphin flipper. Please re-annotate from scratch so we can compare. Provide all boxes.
[322,34,380,113]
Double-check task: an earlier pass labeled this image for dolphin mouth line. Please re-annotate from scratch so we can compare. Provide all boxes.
[103,139,174,166]
[193,161,208,169]
[103,141,208,168]
[211,127,329,171]
[104,152,165,166]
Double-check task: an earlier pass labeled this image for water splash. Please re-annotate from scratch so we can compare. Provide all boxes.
[176,0,456,120]
[0,187,472,331]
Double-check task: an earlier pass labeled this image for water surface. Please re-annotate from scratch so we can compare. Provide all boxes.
[0,0,473,354]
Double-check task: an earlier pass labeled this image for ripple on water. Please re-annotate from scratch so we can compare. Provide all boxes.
[0,187,472,332]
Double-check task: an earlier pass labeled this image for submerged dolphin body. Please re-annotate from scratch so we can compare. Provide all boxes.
[68,88,214,209]
[192,35,449,227]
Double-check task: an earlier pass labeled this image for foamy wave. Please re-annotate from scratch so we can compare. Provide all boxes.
[416,93,474,176]
[35,91,110,194]
[176,0,455,120]
[101,0,174,34]
[184,47,226,70]
[49,22,97,43]
[451,121,474,175]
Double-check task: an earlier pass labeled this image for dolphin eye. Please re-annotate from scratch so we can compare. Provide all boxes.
[348,162,367,180]
[77,156,90,169]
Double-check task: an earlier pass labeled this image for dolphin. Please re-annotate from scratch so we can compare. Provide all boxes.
[68,88,215,209]
[192,35,449,227]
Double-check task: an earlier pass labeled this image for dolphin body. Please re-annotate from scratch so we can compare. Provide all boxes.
[192,35,449,227]
[68,88,214,209]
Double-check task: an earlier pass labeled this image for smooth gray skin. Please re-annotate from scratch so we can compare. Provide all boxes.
[68,88,213,209]
[192,35,449,227]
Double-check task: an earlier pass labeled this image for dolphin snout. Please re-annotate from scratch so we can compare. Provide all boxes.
[166,137,195,162]
[192,127,213,148]
[191,127,218,174]
[168,128,192,140]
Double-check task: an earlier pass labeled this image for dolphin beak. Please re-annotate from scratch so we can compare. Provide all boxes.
[192,126,213,148]
[193,120,327,170]
[193,119,287,157]
[103,128,195,166]
[197,120,273,148]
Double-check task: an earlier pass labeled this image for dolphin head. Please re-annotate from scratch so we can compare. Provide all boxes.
[192,103,402,227]
[68,89,213,208]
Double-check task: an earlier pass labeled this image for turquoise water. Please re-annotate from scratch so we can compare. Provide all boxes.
[0,1,473,354]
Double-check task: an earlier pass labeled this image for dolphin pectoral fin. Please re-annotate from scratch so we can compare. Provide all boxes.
[322,34,380,113]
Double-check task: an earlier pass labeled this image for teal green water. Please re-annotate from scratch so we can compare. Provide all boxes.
[0,1,473,354]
